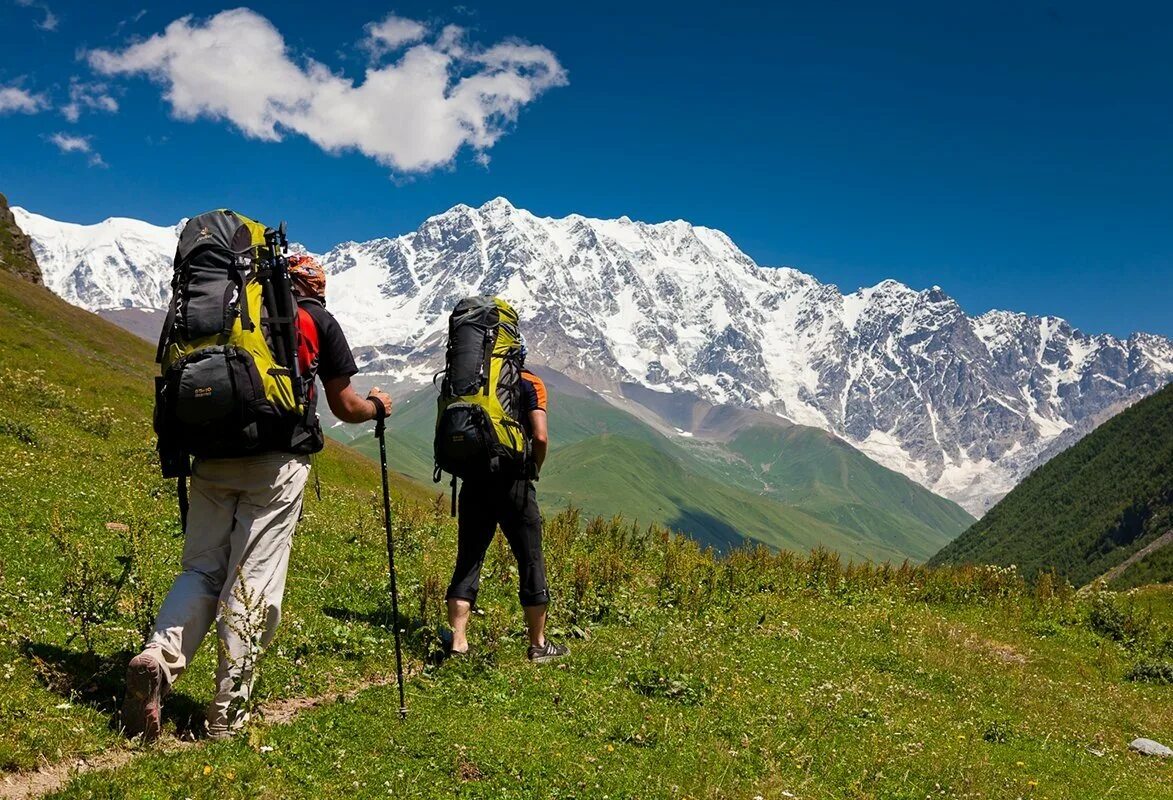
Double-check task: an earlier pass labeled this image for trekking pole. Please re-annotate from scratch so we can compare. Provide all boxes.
[375,406,408,720]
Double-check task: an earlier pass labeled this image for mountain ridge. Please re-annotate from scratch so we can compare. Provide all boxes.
[11,198,1173,514]
[929,383,1173,586]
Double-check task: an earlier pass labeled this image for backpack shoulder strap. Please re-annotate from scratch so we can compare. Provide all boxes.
[155,265,181,364]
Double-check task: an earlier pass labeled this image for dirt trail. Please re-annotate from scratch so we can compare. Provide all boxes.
[1082,529,1173,591]
[0,673,402,799]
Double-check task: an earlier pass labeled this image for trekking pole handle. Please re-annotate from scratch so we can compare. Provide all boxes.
[369,395,388,434]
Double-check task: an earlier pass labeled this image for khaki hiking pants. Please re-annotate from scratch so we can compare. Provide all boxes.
[144,452,309,735]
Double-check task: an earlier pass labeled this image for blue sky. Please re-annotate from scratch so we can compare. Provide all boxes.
[1,1,1170,337]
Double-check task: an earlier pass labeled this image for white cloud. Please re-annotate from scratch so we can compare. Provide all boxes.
[87,8,567,174]
[363,13,427,59]
[114,9,148,34]
[14,0,58,32]
[46,132,106,167]
[61,80,119,122]
[48,132,91,152]
[0,85,47,114]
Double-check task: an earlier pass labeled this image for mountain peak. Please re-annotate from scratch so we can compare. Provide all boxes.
[8,205,176,310]
[870,277,917,295]
[479,196,516,213]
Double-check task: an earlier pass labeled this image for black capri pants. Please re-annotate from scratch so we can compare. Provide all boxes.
[446,476,550,607]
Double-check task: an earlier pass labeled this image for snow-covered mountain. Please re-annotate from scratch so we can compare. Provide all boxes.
[12,207,179,311]
[12,199,1173,514]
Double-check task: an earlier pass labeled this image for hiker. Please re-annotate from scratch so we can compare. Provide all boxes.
[434,297,567,663]
[124,212,392,742]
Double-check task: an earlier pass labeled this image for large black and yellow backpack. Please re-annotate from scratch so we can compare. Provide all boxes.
[433,296,529,505]
[154,209,311,487]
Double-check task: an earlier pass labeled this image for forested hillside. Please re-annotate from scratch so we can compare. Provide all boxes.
[931,383,1173,586]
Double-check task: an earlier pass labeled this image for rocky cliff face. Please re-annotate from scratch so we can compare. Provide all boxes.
[12,198,1173,514]
[0,193,42,284]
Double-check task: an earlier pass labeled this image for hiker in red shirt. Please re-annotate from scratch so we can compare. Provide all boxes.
[124,253,392,741]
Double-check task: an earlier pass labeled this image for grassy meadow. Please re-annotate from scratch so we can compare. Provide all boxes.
[0,272,1170,798]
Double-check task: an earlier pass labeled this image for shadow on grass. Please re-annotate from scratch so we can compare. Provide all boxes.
[21,642,206,736]
[667,507,753,552]
[322,605,397,628]
[322,605,444,639]
[322,605,453,664]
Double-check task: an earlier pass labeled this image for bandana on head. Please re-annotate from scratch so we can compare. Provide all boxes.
[287,254,326,301]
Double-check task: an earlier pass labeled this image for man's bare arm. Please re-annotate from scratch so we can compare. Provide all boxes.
[323,377,392,424]
[529,408,548,471]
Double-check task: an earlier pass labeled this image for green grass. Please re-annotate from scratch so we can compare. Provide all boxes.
[46,564,1173,799]
[2,272,1171,799]
[932,383,1173,585]
[338,385,974,561]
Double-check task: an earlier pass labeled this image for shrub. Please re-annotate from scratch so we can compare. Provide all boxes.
[1126,659,1173,685]
[1087,591,1146,647]
[49,511,146,653]
[0,418,37,445]
[982,720,1014,743]
[75,406,115,439]
[627,667,708,705]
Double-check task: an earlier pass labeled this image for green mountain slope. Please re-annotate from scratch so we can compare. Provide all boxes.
[695,423,974,559]
[539,433,884,557]
[1114,542,1173,589]
[338,377,974,561]
[930,383,1173,585]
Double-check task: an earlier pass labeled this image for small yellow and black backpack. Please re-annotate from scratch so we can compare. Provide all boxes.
[433,296,530,503]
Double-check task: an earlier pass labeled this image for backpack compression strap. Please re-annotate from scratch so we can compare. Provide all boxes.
[177,477,189,534]
[155,284,179,364]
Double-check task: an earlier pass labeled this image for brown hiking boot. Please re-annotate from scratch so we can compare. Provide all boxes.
[123,652,166,742]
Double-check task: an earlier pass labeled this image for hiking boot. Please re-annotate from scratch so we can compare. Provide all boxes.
[527,639,569,663]
[123,652,166,742]
[205,724,241,741]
